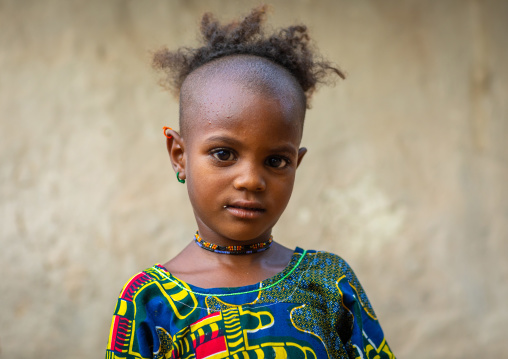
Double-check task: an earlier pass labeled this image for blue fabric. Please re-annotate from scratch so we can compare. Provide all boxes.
[106,248,395,359]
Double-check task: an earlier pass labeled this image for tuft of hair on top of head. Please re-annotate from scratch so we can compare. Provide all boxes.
[152,5,345,109]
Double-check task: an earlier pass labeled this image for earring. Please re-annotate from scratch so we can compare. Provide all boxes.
[163,126,173,139]
[176,171,185,184]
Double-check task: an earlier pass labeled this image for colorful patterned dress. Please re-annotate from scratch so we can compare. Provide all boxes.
[106,248,395,359]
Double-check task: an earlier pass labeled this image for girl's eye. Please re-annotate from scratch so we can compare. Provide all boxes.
[266,156,289,168]
[211,149,236,161]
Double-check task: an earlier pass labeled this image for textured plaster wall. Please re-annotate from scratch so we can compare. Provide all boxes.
[1,0,507,358]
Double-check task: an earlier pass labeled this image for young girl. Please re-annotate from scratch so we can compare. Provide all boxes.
[106,7,394,359]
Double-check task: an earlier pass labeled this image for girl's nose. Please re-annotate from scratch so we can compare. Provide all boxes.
[233,162,266,192]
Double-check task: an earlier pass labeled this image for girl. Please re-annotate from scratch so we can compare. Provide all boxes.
[106,7,394,359]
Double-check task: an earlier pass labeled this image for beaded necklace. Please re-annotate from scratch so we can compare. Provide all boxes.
[193,231,273,255]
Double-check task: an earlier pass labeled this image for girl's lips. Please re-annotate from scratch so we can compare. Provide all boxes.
[224,204,265,219]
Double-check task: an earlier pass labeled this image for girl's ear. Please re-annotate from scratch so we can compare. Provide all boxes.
[296,147,307,168]
[165,128,186,180]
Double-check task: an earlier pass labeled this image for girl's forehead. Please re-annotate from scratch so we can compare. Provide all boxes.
[186,79,302,134]
[180,58,306,137]
[179,78,303,146]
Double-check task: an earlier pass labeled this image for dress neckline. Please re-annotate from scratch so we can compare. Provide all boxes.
[153,247,306,297]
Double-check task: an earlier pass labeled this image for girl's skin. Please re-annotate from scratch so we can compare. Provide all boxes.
[163,57,307,289]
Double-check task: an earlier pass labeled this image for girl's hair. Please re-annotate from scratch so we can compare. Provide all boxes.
[152,6,344,108]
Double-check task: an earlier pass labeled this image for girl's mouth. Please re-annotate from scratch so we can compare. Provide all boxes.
[224,203,265,219]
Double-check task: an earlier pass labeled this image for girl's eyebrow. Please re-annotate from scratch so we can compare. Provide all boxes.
[269,144,298,155]
[203,135,241,146]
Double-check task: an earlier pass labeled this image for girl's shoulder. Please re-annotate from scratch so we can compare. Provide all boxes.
[298,247,357,275]
[298,248,377,315]
[114,264,174,301]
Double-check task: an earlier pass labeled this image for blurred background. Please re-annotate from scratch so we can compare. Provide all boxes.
[1,0,507,357]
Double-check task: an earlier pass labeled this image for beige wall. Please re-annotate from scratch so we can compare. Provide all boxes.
[1,0,506,357]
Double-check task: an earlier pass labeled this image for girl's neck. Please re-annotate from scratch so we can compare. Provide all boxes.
[195,226,274,249]
[194,231,273,255]
[163,240,295,288]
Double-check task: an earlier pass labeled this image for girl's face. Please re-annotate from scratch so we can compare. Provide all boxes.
[172,79,306,246]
